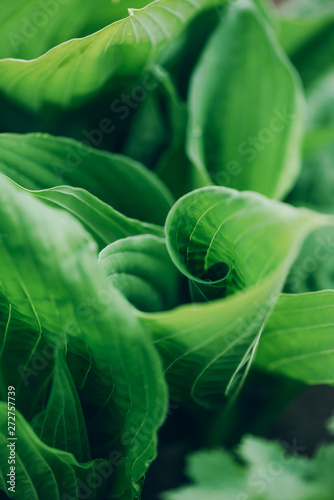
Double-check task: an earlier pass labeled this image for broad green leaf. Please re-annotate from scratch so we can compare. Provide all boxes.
[0,177,168,498]
[140,187,330,407]
[0,0,153,60]
[0,133,173,225]
[0,0,222,111]
[31,350,91,463]
[163,435,334,500]
[187,0,304,199]
[99,235,181,312]
[0,402,107,500]
[255,291,334,385]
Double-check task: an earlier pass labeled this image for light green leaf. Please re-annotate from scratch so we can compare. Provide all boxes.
[140,186,329,407]
[0,402,107,500]
[187,0,304,199]
[99,235,181,312]
[163,435,334,500]
[0,0,221,111]
[0,176,168,498]
[255,291,334,385]
[0,0,150,60]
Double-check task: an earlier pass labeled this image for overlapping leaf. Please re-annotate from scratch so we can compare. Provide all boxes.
[139,186,332,407]
[0,176,168,498]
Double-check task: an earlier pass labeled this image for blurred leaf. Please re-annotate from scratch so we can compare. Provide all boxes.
[0,0,149,60]
[274,0,334,92]
[163,435,334,500]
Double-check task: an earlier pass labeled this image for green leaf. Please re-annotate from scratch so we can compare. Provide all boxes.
[0,297,57,421]
[124,65,192,198]
[0,0,151,60]
[255,291,334,385]
[275,0,334,89]
[0,176,168,498]
[31,350,91,463]
[0,402,107,500]
[0,0,221,111]
[163,435,334,500]
[140,186,329,407]
[284,226,334,293]
[0,133,173,225]
[187,0,304,199]
[99,235,181,312]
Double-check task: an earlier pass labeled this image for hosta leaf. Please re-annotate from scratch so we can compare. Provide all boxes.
[187,0,304,199]
[0,403,107,500]
[31,350,91,463]
[0,0,152,60]
[99,235,181,312]
[255,291,334,385]
[0,176,168,498]
[139,187,332,407]
[0,0,220,111]
[0,133,173,225]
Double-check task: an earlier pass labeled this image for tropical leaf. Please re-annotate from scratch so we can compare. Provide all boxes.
[0,0,222,111]
[0,176,168,498]
[139,186,331,407]
[187,0,304,199]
